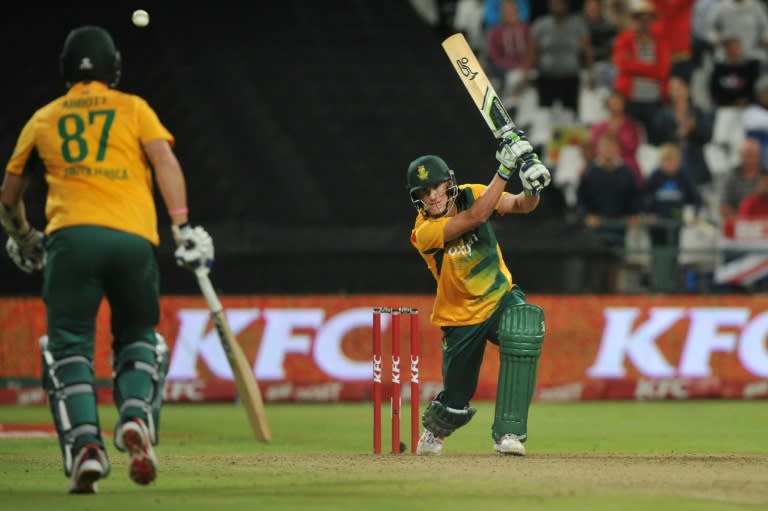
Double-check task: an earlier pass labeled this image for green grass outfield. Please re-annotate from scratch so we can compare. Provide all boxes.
[1,400,767,510]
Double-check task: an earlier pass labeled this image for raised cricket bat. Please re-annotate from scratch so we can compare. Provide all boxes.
[195,267,272,442]
[441,32,517,138]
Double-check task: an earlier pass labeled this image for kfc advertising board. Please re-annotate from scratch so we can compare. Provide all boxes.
[1,294,767,404]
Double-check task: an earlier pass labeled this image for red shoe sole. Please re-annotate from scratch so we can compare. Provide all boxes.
[122,429,157,485]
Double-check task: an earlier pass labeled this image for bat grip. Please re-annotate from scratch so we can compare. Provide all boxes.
[195,268,223,313]
[493,122,517,139]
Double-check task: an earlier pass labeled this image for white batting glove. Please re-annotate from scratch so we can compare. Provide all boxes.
[518,154,551,195]
[5,228,46,273]
[495,129,534,180]
[171,224,214,273]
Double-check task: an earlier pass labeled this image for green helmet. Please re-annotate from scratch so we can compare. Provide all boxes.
[406,155,458,217]
[59,25,122,89]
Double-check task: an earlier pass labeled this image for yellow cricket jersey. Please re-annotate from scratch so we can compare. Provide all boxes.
[5,81,174,246]
[410,184,515,326]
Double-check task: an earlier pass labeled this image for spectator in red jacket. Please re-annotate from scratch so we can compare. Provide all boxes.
[652,0,696,82]
[611,0,672,137]
[738,169,768,218]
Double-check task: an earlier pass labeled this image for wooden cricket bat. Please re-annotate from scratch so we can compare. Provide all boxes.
[441,32,518,138]
[195,268,272,442]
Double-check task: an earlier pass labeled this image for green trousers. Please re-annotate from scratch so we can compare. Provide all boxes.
[44,226,160,355]
[42,226,162,460]
[438,286,527,408]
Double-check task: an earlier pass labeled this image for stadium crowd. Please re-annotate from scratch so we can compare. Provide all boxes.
[445,0,768,293]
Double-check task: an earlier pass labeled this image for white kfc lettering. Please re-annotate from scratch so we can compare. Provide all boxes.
[167,309,260,380]
[635,379,689,400]
[679,308,749,377]
[589,307,768,378]
[255,309,324,380]
[163,380,205,401]
[587,308,684,378]
[739,311,768,377]
[315,307,378,380]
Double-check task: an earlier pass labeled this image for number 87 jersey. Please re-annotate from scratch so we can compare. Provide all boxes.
[5,80,173,247]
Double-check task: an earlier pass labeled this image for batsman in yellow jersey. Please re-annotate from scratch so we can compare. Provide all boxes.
[408,129,551,456]
[0,26,214,494]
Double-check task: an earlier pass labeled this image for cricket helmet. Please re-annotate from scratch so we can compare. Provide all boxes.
[406,154,458,217]
[59,25,122,88]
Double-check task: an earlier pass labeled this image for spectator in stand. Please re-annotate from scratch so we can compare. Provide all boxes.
[612,0,671,137]
[738,168,768,218]
[484,0,530,27]
[606,0,632,29]
[590,90,644,185]
[705,0,768,65]
[652,0,697,83]
[577,132,641,250]
[453,0,488,52]
[529,0,595,120]
[642,143,702,289]
[743,74,768,168]
[580,0,619,92]
[691,0,718,66]
[649,74,714,187]
[709,35,761,108]
[577,132,641,291]
[719,138,766,219]
[486,0,531,98]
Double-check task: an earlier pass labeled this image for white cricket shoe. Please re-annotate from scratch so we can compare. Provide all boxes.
[494,433,526,456]
[116,418,158,485]
[69,443,108,494]
[416,430,444,456]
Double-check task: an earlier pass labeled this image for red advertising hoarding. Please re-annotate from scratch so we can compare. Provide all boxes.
[1,294,767,404]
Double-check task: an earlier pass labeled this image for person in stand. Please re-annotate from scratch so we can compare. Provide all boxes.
[641,143,702,292]
[406,129,551,456]
[738,168,768,218]
[0,25,213,494]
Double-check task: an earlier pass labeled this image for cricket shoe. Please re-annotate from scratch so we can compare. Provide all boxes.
[69,443,108,494]
[416,429,444,456]
[493,433,526,456]
[116,418,157,485]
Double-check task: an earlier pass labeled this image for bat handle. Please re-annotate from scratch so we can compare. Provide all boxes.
[493,122,518,139]
[195,267,223,313]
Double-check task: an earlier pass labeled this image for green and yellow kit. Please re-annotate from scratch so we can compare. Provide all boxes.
[5,81,173,460]
[410,183,516,326]
[6,81,173,245]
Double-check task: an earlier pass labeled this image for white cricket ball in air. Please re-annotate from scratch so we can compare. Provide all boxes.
[132,9,150,28]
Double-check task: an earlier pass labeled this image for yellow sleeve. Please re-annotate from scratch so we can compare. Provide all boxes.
[412,217,448,254]
[5,115,38,176]
[136,98,174,146]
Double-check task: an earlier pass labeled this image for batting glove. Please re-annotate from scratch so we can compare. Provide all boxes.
[495,129,533,180]
[171,224,215,272]
[5,228,46,273]
[518,154,551,196]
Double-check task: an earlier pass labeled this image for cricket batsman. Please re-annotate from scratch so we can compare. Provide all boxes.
[407,129,550,455]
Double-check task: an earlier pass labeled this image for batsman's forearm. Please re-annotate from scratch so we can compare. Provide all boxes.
[0,173,31,239]
[471,174,508,221]
[0,200,31,240]
[514,193,540,213]
[155,162,189,225]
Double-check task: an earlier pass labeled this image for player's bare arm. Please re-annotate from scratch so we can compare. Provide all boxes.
[144,138,188,225]
[444,174,509,242]
[497,191,540,215]
[0,173,30,236]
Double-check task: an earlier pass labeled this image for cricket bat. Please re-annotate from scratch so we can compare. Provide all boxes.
[441,32,517,138]
[195,267,272,442]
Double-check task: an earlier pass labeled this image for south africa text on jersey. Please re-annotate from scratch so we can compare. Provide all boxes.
[64,166,128,180]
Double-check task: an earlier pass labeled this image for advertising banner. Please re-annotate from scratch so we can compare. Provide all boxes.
[2,294,767,404]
